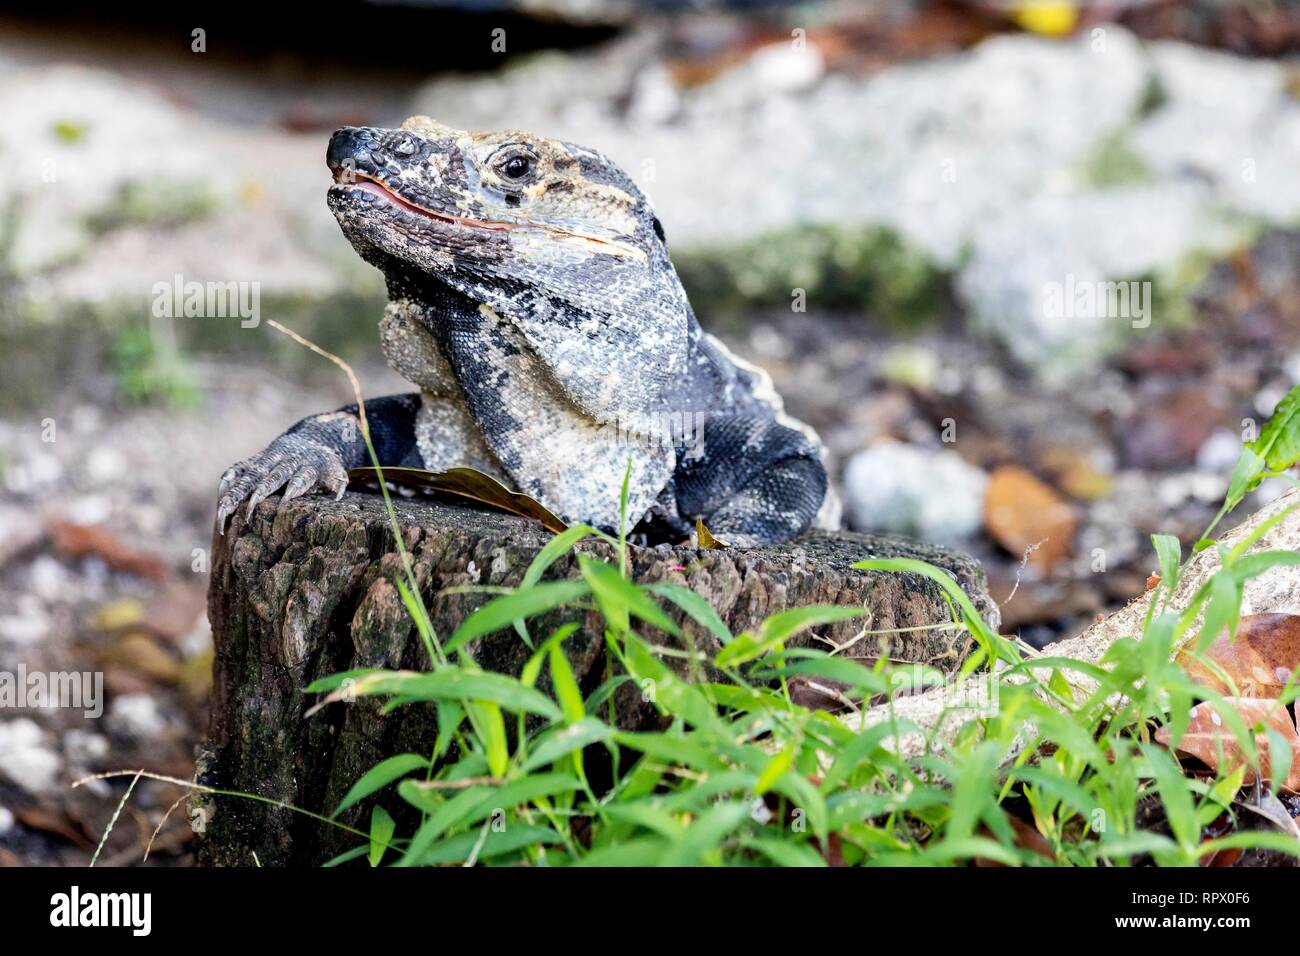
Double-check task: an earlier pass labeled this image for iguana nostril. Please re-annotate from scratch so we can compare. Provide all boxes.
[392,136,417,157]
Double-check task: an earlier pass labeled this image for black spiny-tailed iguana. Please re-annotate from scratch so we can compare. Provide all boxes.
[216,117,837,545]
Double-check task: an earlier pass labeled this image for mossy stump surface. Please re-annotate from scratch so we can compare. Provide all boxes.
[198,491,996,865]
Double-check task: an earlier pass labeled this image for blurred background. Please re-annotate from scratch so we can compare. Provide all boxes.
[0,0,1298,865]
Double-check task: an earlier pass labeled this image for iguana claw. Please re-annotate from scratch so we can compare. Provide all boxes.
[215,436,347,534]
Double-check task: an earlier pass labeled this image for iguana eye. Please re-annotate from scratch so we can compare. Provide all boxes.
[501,155,532,179]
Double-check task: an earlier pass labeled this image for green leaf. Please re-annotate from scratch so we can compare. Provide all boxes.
[332,752,429,819]
[823,719,924,791]
[322,845,369,868]
[613,731,725,772]
[753,743,796,796]
[326,669,563,722]
[716,604,865,669]
[419,824,564,866]
[305,668,382,694]
[575,838,668,867]
[521,719,615,772]
[1250,383,1300,472]
[767,771,828,844]
[467,700,509,777]
[657,801,751,866]
[622,637,725,733]
[397,773,580,866]
[444,580,590,655]
[759,655,888,695]
[549,640,587,723]
[603,803,687,840]
[946,742,1003,841]
[1265,727,1294,797]
[514,525,596,644]
[1151,533,1182,595]
[744,836,827,868]
[580,558,680,635]
[522,525,595,590]
[1198,764,1245,828]
[645,582,733,644]
[395,577,439,666]
[1144,744,1197,853]
[396,783,491,866]
[368,805,396,866]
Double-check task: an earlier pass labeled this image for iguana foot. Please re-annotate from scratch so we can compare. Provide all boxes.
[674,416,828,546]
[215,394,424,533]
[216,435,349,533]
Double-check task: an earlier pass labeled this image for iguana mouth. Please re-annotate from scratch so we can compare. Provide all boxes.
[338,170,514,232]
[335,169,645,260]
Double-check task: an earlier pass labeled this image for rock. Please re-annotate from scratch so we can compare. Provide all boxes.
[198,490,996,865]
[107,694,166,741]
[843,442,988,544]
[0,718,61,795]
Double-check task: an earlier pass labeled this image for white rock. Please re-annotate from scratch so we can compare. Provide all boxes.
[1197,428,1246,474]
[0,598,51,646]
[0,718,62,794]
[108,694,166,740]
[843,442,988,544]
[63,729,110,767]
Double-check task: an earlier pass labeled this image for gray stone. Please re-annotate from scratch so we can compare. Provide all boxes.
[843,442,989,545]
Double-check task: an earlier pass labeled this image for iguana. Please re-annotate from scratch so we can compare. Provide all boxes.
[217,117,836,545]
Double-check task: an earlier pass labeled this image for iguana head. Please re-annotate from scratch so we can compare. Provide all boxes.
[327,116,691,420]
[327,116,671,280]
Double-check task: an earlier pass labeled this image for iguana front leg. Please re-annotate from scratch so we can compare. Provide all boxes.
[673,415,828,547]
[215,393,422,531]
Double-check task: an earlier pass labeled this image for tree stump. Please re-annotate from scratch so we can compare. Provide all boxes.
[197,491,997,865]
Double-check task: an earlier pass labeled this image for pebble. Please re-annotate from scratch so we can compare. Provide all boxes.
[0,718,62,794]
[843,442,988,544]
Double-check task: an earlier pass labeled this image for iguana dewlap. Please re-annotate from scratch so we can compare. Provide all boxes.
[217,117,835,545]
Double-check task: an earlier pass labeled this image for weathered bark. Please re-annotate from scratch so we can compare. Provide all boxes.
[197,491,996,865]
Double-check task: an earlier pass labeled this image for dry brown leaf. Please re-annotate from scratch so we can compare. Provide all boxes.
[348,466,568,534]
[48,521,166,582]
[1156,697,1300,793]
[983,465,1077,572]
[695,517,729,550]
[974,813,1054,866]
[99,633,183,684]
[14,806,94,848]
[1177,613,1300,698]
[1040,446,1114,501]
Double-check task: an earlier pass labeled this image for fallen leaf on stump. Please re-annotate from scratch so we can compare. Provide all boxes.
[348,466,567,534]
[983,465,1077,573]
[1156,698,1300,793]
[1177,613,1300,698]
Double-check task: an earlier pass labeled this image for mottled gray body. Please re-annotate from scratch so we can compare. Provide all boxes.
[216,117,834,544]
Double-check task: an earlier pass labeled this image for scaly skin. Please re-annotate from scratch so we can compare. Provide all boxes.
[217,117,833,545]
